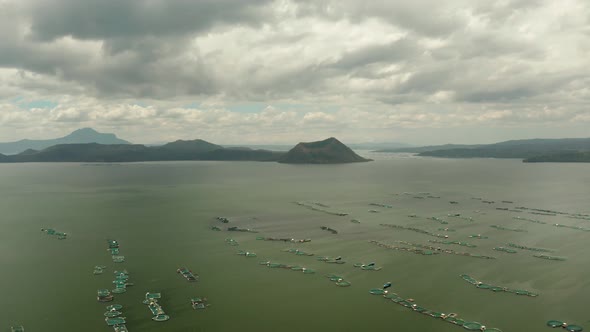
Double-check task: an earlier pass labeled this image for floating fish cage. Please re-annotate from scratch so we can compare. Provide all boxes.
[506,243,552,252]
[490,225,526,232]
[468,234,488,239]
[377,291,503,331]
[369,288,386,295]
[104,310,122,317]
[94,265,106,275]
[191,297,210,310]
[296,251,313,256]
[325,274,351,287]
[112,255,125,263]
[237,250,257,257]
[97,289,114,302]
[105,317,126,326]
[493,247,517,253]
[460,274,538,297]
[546,320,583,332]
[107,304,123,311]
[42,228,67,239]
[353,263,382,271]
[430,239,476,248]
[225,238,239,246]
[177,267,198,281]
[113,324,128,332]
[533,254,566,261]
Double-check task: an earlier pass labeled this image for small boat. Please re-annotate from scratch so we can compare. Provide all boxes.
[11,326,24,332]
[97,289,114,302]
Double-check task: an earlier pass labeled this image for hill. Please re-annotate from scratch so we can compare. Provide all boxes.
[0,128,131,154]
[417,138,590,159]
[0,140,285,163]
[374,144,481,153]
[278,137,371,164]
[524,151,590,163]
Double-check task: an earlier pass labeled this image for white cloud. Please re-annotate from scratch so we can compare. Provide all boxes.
[0,0,588,144]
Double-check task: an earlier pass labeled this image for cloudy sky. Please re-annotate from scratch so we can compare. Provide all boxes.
[1,0,588,145]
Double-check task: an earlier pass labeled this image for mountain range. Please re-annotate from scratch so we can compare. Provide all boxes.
[375,138,590,162]
[3,128,589,163]
[0,132,367,164]
[0,128,130,154]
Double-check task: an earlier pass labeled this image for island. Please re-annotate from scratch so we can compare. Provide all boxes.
[523,152,590,163]
[0,136,370,164]
[374,138,590,162]
[278,137,372,164]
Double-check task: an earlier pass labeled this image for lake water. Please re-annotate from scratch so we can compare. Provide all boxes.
[1,154,589,331]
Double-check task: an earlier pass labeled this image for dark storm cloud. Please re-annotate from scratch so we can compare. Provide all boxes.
[26,0,274,41]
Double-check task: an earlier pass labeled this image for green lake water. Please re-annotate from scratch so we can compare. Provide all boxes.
[1,155,590,331]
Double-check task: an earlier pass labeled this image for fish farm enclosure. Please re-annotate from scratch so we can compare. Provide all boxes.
[1,159,589,331]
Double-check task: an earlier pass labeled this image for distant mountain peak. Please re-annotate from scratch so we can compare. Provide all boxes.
[66,128,115,139]
[71,127,99,134]
[161,139,221,148]
[0,128,131,154]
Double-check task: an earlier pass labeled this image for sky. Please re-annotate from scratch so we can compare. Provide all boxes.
[0,0,589,145]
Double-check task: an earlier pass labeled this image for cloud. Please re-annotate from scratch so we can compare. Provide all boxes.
[0,0,588,144]
[25,0,274,41]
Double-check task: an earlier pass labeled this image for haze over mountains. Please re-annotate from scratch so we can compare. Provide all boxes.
[1,128,590,163]
[0,129,367,164]
[0,140,283,163]
[376,138,590,162]
[0,128,129,154]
